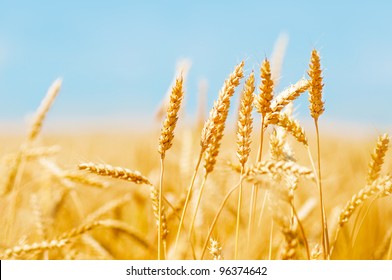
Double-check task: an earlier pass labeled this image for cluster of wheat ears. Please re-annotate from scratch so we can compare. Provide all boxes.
[1,49,392,260]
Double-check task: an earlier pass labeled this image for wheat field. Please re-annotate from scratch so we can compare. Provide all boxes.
[1,50,392,260]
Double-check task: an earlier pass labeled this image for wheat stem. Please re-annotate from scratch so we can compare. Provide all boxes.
[188,174,208,242]
[174,151,203,255]
[201,180,241,259]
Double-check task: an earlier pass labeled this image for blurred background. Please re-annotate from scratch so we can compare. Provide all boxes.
[1,0,391,133]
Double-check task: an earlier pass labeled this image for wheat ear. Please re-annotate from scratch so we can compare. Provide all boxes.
[308,50,325,121]
[78,162,151,185]
[2,79,62,196]
[269,78,309,114]
[209,238,223,260]
[28,78,62,142]
[158,76,184,158]
[202,61,245,172]
[367,134,390,185]
[266,113,308,146]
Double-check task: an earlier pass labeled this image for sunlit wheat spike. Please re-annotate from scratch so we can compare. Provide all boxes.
[266,113,308,146]
[150,186,169,243]
[27,78,62,142]
[158,76,184,158]
[280,225,299,260]
[247,160,315,181]
[308,49,324,121]
[255,59,274,116]
[338,175,392,227]
[78,162,151,185]
[367,133,390,185]
[202,61,244,173]
[155,58,191,120]
[237,72,255,167]
[0,239,69,259]
[270,78,309,114]
[269,128,286,162]
[311,244,323,260]
[200,61,244,150]
[208,238,223,260]
[30,194,47,240]
[377,175,392,198]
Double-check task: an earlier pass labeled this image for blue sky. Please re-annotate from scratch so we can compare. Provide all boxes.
[1,1,392,129]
